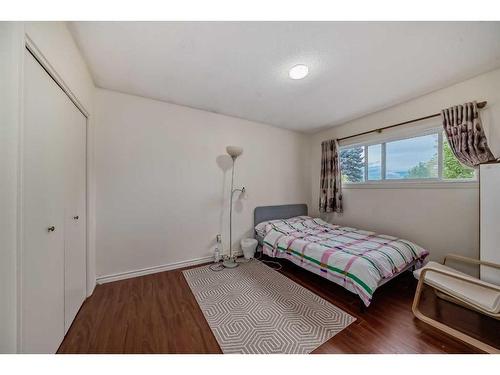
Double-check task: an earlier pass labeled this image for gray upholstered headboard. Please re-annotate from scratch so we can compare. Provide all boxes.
[254,204,308,228]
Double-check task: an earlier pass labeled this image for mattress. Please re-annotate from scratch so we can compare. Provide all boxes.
[257,216,429,306]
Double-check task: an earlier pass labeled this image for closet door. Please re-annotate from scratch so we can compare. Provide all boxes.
[22,49,66,353]
[22,48,87,352]
[64,102,87,333]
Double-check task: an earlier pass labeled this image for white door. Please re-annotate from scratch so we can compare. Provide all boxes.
[22,48,87,352]
[480,163,500,285]
[22,49,66,353]
[64,100,87,333]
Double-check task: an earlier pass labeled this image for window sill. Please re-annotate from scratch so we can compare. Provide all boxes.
[343,180,479,189]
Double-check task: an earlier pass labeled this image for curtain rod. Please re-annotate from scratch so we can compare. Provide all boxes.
[338,101,487,142]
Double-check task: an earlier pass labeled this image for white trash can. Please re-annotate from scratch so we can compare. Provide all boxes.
[241,238,258,259]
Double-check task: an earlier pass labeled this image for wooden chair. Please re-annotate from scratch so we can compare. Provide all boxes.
[412,254,500,354]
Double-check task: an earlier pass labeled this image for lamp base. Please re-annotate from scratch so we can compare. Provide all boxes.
[223,258,239,268]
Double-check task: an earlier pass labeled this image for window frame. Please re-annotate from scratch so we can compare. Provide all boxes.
[340,127,478,188]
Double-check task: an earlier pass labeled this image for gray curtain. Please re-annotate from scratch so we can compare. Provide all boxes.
[441,101,495,168]
[319,139,342,213]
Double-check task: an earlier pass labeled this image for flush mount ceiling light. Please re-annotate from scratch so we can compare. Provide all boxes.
[289,64,309,80]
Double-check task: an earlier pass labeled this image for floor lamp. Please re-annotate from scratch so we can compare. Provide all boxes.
[223,146,245,268]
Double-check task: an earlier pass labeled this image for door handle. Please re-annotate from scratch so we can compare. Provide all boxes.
[48,226,55,232]
[73,215,79,220]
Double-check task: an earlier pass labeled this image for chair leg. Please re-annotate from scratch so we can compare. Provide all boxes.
[412,281,500,354]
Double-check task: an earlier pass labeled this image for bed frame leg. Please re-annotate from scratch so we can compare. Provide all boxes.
[359,300,367,313]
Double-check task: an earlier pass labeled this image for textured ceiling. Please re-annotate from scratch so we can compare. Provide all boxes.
[70,21,500,132]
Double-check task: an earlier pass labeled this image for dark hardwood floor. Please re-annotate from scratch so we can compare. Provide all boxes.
[58,257,499,354]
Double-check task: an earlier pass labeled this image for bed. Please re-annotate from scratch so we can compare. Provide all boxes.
[254,204,429,307]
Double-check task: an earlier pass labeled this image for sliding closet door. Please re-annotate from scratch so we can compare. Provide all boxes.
[22,49,66,353]
[22,47,87,352]
[64,101,87,333]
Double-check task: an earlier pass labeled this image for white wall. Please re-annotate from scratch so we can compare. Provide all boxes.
[310,68,500,264]
[0,21,95,353]
[94,89,310,278]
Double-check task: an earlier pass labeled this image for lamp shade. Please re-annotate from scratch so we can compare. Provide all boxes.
[226,146,243,159]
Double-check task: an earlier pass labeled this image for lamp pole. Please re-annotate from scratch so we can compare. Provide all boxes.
[224,155,245,268]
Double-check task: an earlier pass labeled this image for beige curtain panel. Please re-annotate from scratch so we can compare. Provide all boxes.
[319,139,343,213]
[441,101,496,168]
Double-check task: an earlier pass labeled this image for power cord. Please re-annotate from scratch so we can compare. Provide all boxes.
[208,246,282,272]
[209,263,224,272]
[255,247,282,271]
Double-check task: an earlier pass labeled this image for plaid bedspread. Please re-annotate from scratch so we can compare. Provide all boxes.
[260,216,429,306]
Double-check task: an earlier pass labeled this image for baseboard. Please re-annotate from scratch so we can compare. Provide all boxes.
[96,255,214,284]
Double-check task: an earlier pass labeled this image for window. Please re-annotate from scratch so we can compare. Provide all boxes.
[442,136,475,179]
[340,146,364,183]
[367,144,382,180]
[386,133,438,180]
[340,130,475,184]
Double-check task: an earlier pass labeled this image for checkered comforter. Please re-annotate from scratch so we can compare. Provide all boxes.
[259,216,429,306]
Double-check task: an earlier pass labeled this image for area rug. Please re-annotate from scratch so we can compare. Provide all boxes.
[183,260,355,354]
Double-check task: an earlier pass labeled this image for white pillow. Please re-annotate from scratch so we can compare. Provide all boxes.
[255,216,312,238]
[255,222,269,239]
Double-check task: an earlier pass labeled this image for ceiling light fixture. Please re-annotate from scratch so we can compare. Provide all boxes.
[289,64,309,80]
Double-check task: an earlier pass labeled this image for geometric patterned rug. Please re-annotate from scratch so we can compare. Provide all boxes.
[183,260,355,354]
